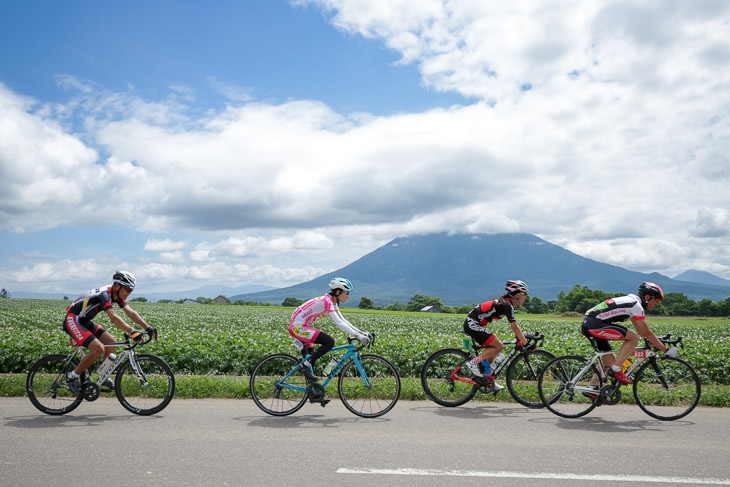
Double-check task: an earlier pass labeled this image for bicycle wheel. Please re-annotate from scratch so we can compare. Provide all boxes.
[505,349,555,408]
[338,354,401,418]
[115,354,175,415]
[633,357,701,421]
[420,348,477,407]
[26,354,84,415]
[250,354,307,416]
[539,355,602,418]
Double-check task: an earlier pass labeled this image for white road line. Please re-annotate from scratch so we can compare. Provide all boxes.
[337,468,730,485]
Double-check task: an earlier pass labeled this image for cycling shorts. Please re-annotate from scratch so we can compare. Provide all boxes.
[463,317,498,346]
[288,322,321,346]
[63,314,106,348]
[581,317,628,352]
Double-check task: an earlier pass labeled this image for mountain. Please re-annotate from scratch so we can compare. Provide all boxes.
[232,233,730,306]
[673,270,730,287]
[10,284,275,302]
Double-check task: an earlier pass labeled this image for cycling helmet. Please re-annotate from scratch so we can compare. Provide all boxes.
[638,282,664,300]
[329,277,353,293]
[505,280,529,296]
[113,270,136,289]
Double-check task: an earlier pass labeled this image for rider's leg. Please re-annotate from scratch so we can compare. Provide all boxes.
[74,338,104,375]
[306,332,335,365]
[612,330,639,371]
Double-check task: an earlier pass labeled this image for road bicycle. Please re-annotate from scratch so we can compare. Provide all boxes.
[538,334,701,421]
[250,333,400,418]
[420,331,555,408]
[26,330,175,416]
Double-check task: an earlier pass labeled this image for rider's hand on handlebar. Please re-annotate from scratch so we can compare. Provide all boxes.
[130,330,144,343]
[357,333,370,346]
[516,340,537,352]
[665,346,679,357]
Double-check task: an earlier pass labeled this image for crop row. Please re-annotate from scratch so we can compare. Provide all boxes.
[1,299,729,385]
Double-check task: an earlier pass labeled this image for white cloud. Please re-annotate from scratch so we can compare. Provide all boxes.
[3,1,730,288]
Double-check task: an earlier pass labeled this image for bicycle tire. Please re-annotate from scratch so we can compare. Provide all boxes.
[26,354,84,415]
[250,354,307,416]
[633,356,701,421]
[505,349,555,408]
[115,354,175,415]
[420,348,478,407]
[338,354,401,418]
[538,355,602,418]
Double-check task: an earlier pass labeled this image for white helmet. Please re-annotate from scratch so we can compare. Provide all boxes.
[113,270,136,289]
[329,277,353,293]
[505,280,528,295]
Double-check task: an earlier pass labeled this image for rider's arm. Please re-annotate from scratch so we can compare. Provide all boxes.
[508,320,528,347]
[104,308,135,334]
[631,318,668,353]
[329,309,365,337]
[122,305,150,329]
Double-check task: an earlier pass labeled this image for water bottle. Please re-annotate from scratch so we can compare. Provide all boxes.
[323,357,339,375]
[463,338,472,351]
[493,353,506,368]
[98,353,116,377]
[622,357,633,373]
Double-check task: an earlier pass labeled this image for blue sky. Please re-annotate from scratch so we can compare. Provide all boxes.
[2,0,730,296]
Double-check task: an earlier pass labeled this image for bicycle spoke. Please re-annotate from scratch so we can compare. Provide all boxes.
[116,354,175,415]
[505,350,555,408]
[633,357,701,421]
[421,348,477,407]
[338,354,400,418]
[250,354,307,416]
[539,355,601,418]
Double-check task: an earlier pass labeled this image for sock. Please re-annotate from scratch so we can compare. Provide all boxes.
[302,360,311,368]
[469,356,484,365]
[611,365,622,372]
[69,371,80,379]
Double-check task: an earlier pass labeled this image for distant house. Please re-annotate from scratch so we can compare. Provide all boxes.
[213,295,229,305]
[420,305,442,313]
[182,299,200,305]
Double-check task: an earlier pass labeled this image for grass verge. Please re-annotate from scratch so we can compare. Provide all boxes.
[2,374,730,407]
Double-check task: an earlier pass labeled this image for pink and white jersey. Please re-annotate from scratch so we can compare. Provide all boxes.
[289,294,362,337]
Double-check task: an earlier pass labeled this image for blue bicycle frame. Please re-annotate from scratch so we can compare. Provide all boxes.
[278,341,369,392]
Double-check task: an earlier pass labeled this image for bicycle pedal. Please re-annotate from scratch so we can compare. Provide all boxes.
[320,397,331,407]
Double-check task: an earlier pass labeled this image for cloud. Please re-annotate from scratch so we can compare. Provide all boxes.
[3,1,730,286]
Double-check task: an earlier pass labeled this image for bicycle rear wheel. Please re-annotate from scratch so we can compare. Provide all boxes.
[250,354,307,416]
[420,348,477,407]
[539,355,602,418]
[633,357,701,421]
[115,354,175,415]
[26,354,84,415]
[505,349,555,408]
[338,354,400,418]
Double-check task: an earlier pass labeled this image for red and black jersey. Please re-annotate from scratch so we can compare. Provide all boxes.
[66,285,127,323]
[466,296,516,325]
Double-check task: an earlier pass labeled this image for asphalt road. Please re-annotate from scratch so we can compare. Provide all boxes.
[1,397,729,487]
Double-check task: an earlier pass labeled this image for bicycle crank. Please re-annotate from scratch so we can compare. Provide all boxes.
[600,384,622,405]
[306,382,327,404]
[82,381,101,401]
[477,375,495,394]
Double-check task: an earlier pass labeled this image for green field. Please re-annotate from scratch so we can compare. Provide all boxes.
[2,299,729,405]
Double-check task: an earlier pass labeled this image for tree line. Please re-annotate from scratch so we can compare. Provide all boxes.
[356,285,730,317]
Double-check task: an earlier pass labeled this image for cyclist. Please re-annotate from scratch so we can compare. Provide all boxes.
[462,280,531,391]
[581,281,678,389]
[62,270,158,394]
[288,277,370,382]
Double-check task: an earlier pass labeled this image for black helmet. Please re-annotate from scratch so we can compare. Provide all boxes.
[638,282,664,300]
[113,270,136,289]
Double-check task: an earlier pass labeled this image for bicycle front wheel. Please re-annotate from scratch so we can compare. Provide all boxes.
[633,357,701,421]
[338,354,401,418]
[115,354,175,415]
[505,349,555,408]
[26,354,83,415]
[250,354,307,416]
[539,355,602,419]
[420,348,477,407]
